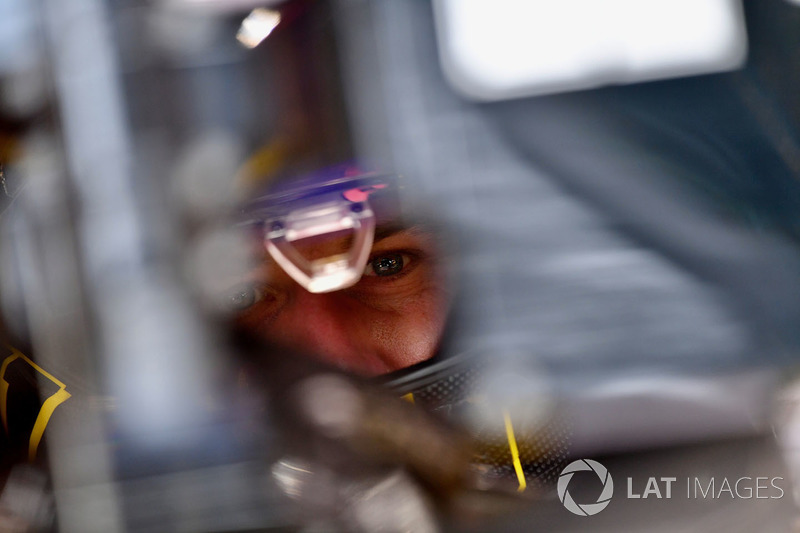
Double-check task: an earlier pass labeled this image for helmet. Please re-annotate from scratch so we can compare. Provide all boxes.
[233,163,571,496]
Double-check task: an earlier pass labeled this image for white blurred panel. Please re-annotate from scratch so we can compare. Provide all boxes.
[433,0,748,101]
[158,0,285,15]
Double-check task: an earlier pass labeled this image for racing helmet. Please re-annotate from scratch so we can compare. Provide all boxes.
[236,163,572,494]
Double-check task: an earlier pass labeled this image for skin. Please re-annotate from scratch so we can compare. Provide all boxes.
[231,225,449,376]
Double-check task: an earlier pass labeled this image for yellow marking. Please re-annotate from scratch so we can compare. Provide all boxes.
[0,345,71,461]
[29,388,71,462]
[0,351,17,434]
[402,392,415,404]
[504,410,527,492]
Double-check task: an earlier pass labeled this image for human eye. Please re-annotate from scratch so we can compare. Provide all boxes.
[363,252,413,278]
[225,282,270,311]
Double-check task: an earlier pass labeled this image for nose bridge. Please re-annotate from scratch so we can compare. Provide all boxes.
[285,288,359,357]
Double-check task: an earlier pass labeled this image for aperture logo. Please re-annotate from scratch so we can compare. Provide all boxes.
[558,459,614,516]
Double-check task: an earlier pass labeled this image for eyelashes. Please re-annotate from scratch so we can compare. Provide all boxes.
[224,250,424,313]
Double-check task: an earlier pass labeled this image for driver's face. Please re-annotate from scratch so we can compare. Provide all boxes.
[230,225,449,376]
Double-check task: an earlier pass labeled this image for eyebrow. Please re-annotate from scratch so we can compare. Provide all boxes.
[373,224,428,242]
